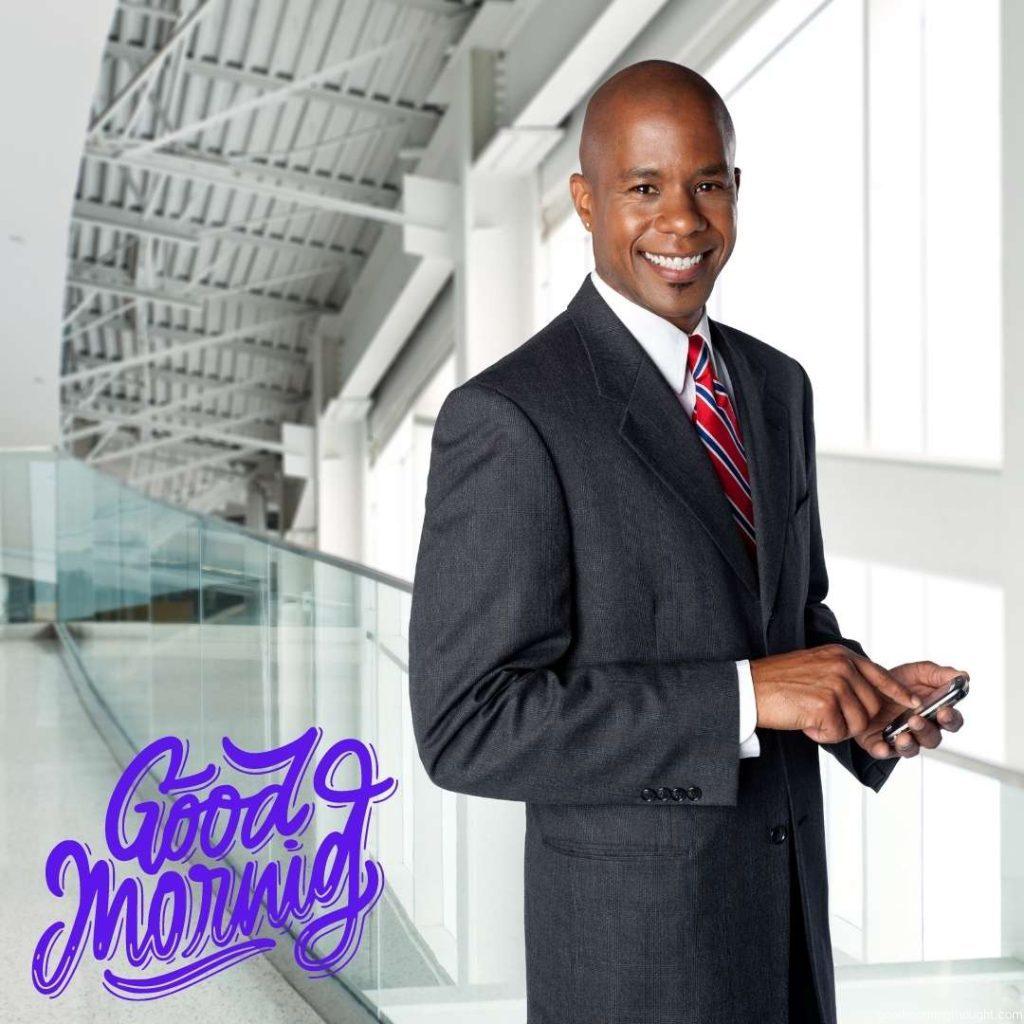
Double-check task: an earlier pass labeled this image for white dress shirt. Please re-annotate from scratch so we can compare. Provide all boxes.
[589,269,761,758]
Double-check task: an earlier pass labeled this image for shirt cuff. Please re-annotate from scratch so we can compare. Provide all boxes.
[737,659,761,758]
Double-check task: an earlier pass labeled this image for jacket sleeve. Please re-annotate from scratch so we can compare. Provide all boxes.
[797,365,899,794]
[408,381,745,806]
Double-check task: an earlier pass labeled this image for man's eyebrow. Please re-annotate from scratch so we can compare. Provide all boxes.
[618,162,731,181]
[620,166,660,180]
[694,161,730,176]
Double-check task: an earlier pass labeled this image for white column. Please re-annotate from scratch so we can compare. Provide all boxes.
[317,399,370,564]
[244,480,267,532]
[448,48,542,989]
[1000,0,1024,963]
[0,0,118,448]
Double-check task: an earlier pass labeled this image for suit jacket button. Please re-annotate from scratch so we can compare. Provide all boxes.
[641,787,657,802]
[671,787,686,801]
[686,786,702,801]
[770,823,789,844]
[657,786,672,801]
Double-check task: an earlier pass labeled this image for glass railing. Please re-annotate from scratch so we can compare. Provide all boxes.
[52,454,445,1021]
[2,450,454,1021]
[0,449,57,624]
[823,745,1024,1022]
[1,449,1021,1022]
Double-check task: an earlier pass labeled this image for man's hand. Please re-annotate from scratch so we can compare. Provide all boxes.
[852,661,968,761]
[750,644,923,742]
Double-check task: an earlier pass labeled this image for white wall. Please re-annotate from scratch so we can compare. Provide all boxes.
[0,0,117,448]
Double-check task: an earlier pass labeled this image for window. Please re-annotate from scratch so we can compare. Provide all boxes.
[706,0,1001,464]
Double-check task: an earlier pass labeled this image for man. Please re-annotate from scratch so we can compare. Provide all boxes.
[409,60,967,1024]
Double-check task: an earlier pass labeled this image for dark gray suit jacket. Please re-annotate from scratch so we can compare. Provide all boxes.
[409,274,898,1023]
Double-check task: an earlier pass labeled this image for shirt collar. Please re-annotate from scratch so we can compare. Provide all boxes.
[588,269,714,394]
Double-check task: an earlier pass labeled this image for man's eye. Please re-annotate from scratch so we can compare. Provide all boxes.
[631,183,657,195]
[697,182,722,192]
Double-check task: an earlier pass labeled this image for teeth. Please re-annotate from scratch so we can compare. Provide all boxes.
[642,250,704,270]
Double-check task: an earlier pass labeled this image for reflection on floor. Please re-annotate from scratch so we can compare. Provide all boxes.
[0,637,325,1024]
[838,958,1024,1023]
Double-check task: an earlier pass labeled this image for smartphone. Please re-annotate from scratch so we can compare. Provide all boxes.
[882,673,969,744]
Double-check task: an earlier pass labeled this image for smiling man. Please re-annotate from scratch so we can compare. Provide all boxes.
[409,59,967,1024]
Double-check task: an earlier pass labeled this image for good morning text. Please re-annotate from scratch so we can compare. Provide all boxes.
[31,727,397,1000]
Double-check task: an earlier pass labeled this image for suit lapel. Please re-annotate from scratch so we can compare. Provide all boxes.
[568,275,790,629]
[709,318,790,629]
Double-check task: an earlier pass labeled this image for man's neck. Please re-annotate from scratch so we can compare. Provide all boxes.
[591,269,707,335]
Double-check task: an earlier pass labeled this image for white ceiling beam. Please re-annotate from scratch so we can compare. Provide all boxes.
[72,200,365,264]
[67,319,308,368]
[86,412,279,464]
[67,265,203,312]
[62,400,237,440]
[380,0,477,15]
[84,143,414,227]
[126,439,268,473]
[103,41,443,126]
[187,474,243,513]
[72,201,199,247]
[181,58,442,127]
[63,365,307,409]
[115,1,180,22]
[72,408,285,454]
[85,142,398,206]
[61,378,303,417]
[117,35,422,158]
[62,297,137,342]
[62,312,314,384]
[133,447,262,486]
[89,0,216,139]
[64,370,302,439]
[194,263,342,298]
[66,264,333,317]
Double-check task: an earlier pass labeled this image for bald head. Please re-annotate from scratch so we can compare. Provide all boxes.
[579,60,734,183]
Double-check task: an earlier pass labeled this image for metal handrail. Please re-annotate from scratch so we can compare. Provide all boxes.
[922,745,1024,790]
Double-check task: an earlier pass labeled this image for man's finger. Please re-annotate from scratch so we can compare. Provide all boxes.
[893,731,920,757]
[844,671,884,723]
[938,664,971,686]
[936,707,964,731]
[862,734,897,760]
[853,656,921,710]
[908,714,943,749]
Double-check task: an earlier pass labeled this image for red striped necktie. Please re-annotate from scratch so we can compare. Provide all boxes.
[684,331,758,565]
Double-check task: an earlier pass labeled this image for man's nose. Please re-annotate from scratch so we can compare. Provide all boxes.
[654,189,707,236]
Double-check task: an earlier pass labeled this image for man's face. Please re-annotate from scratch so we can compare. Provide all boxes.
[570,95,740,335]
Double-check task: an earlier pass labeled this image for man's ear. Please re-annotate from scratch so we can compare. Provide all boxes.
[734,166,742,195]
[569,172,593,229]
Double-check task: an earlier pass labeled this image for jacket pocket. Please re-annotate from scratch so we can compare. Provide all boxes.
[540,834,693,861]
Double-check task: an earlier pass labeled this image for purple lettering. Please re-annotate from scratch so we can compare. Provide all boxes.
[31,728,397,1001]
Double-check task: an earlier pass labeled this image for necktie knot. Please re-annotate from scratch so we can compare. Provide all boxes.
[686,333,710,385]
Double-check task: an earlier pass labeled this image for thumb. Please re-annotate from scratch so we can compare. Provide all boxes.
[893,660,968,689]
[921,661,971,688]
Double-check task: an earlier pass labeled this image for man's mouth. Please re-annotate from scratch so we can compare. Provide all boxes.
[638,248,709,283]
[639,250,705,270]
